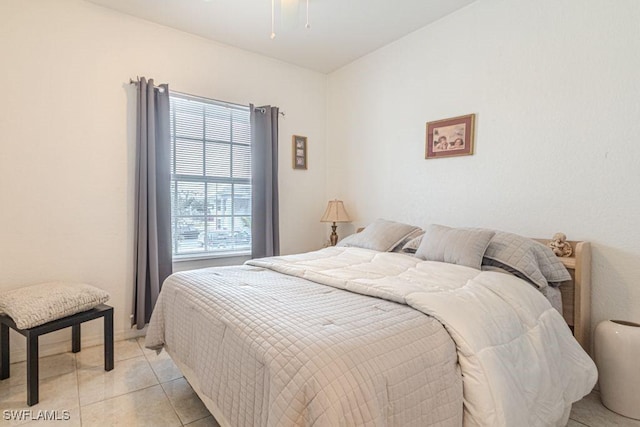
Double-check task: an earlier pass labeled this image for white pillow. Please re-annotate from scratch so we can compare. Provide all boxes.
[337,219,421,252]
[0,282,110,329]
[415,224,495,270]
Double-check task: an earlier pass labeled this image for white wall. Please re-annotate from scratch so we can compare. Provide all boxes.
[0,0,327,360]
[2,0,639,362]
[327,0,640,336]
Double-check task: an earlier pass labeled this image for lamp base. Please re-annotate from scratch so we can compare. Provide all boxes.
[329,223,338,246]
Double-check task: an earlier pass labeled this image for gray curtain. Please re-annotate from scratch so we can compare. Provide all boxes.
[250,105,280,258]
[132,77,172,329]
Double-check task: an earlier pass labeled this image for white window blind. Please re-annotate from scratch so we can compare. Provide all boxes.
[169,94,251,258]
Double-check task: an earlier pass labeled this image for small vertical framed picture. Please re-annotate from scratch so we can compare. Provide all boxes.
[292,135,307,170]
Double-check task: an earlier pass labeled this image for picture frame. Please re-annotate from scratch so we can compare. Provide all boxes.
[292,135,307,170]
[425,113,475,159]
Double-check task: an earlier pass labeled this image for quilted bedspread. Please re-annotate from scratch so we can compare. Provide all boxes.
[147,247,597,426]
[247,247,598,427]
[146,259,463,427]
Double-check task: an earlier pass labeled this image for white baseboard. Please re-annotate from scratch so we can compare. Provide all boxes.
[8,327,147,364]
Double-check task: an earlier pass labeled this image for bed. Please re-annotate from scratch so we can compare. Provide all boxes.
[146,223,597,427]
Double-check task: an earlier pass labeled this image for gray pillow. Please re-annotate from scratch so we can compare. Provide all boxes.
[482,257,546,287]
[391,229,424,253]
[401,234,424,254]
[415,224,495,270]
[482,231,571,288]
[337,219,421,252]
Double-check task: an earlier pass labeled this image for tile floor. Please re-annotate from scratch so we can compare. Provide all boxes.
[1,338,639,426]
[0,338,217,427]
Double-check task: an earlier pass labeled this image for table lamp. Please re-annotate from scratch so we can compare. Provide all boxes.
[320,199,351,246]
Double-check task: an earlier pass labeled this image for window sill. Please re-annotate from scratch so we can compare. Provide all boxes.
[173,251,251,263]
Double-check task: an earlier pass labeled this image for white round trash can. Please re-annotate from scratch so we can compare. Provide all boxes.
[594,319,640,420]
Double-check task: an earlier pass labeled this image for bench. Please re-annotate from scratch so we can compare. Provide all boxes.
[0,303,113,406]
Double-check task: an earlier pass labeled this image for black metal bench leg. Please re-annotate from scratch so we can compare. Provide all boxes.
[72,324,81,353]
[0,323,9,379]
[26,332,39,406]
[104,308,114,371]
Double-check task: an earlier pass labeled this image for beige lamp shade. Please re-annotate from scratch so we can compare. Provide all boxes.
[321,200,351,246]
[320,200,351,223]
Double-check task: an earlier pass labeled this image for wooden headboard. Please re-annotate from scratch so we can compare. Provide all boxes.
[534,239,592,354]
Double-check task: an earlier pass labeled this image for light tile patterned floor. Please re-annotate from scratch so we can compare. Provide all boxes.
[1,338,639,426]
[0,338,218,427]
[569,390,640,427]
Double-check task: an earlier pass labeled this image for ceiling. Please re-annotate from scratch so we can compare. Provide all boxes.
[86,0,477,73]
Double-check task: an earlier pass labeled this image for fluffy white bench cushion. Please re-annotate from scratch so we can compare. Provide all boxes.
[0,282,110,329]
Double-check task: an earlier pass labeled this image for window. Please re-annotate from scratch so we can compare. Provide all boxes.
[169,94,251,258]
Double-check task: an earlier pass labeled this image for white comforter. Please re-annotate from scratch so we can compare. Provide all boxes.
[247,247,597,427]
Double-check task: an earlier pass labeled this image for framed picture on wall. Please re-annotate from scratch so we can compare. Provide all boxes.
[425,114,475,159]
[292,135,307,170]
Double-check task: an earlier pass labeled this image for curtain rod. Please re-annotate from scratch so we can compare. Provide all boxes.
[129,78,167,92]
[130,78,168,86]
[253,106,286,117]
[129,79,285,117]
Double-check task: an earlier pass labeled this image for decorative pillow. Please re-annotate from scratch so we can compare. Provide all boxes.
[415,224,495,270]
[482,231,571,289]
[0,282,110,329]
[401,234,424,254]
[337,219,421,252]
[391,229,424,253]
[482,257,546,287]
[532,242,573,284]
